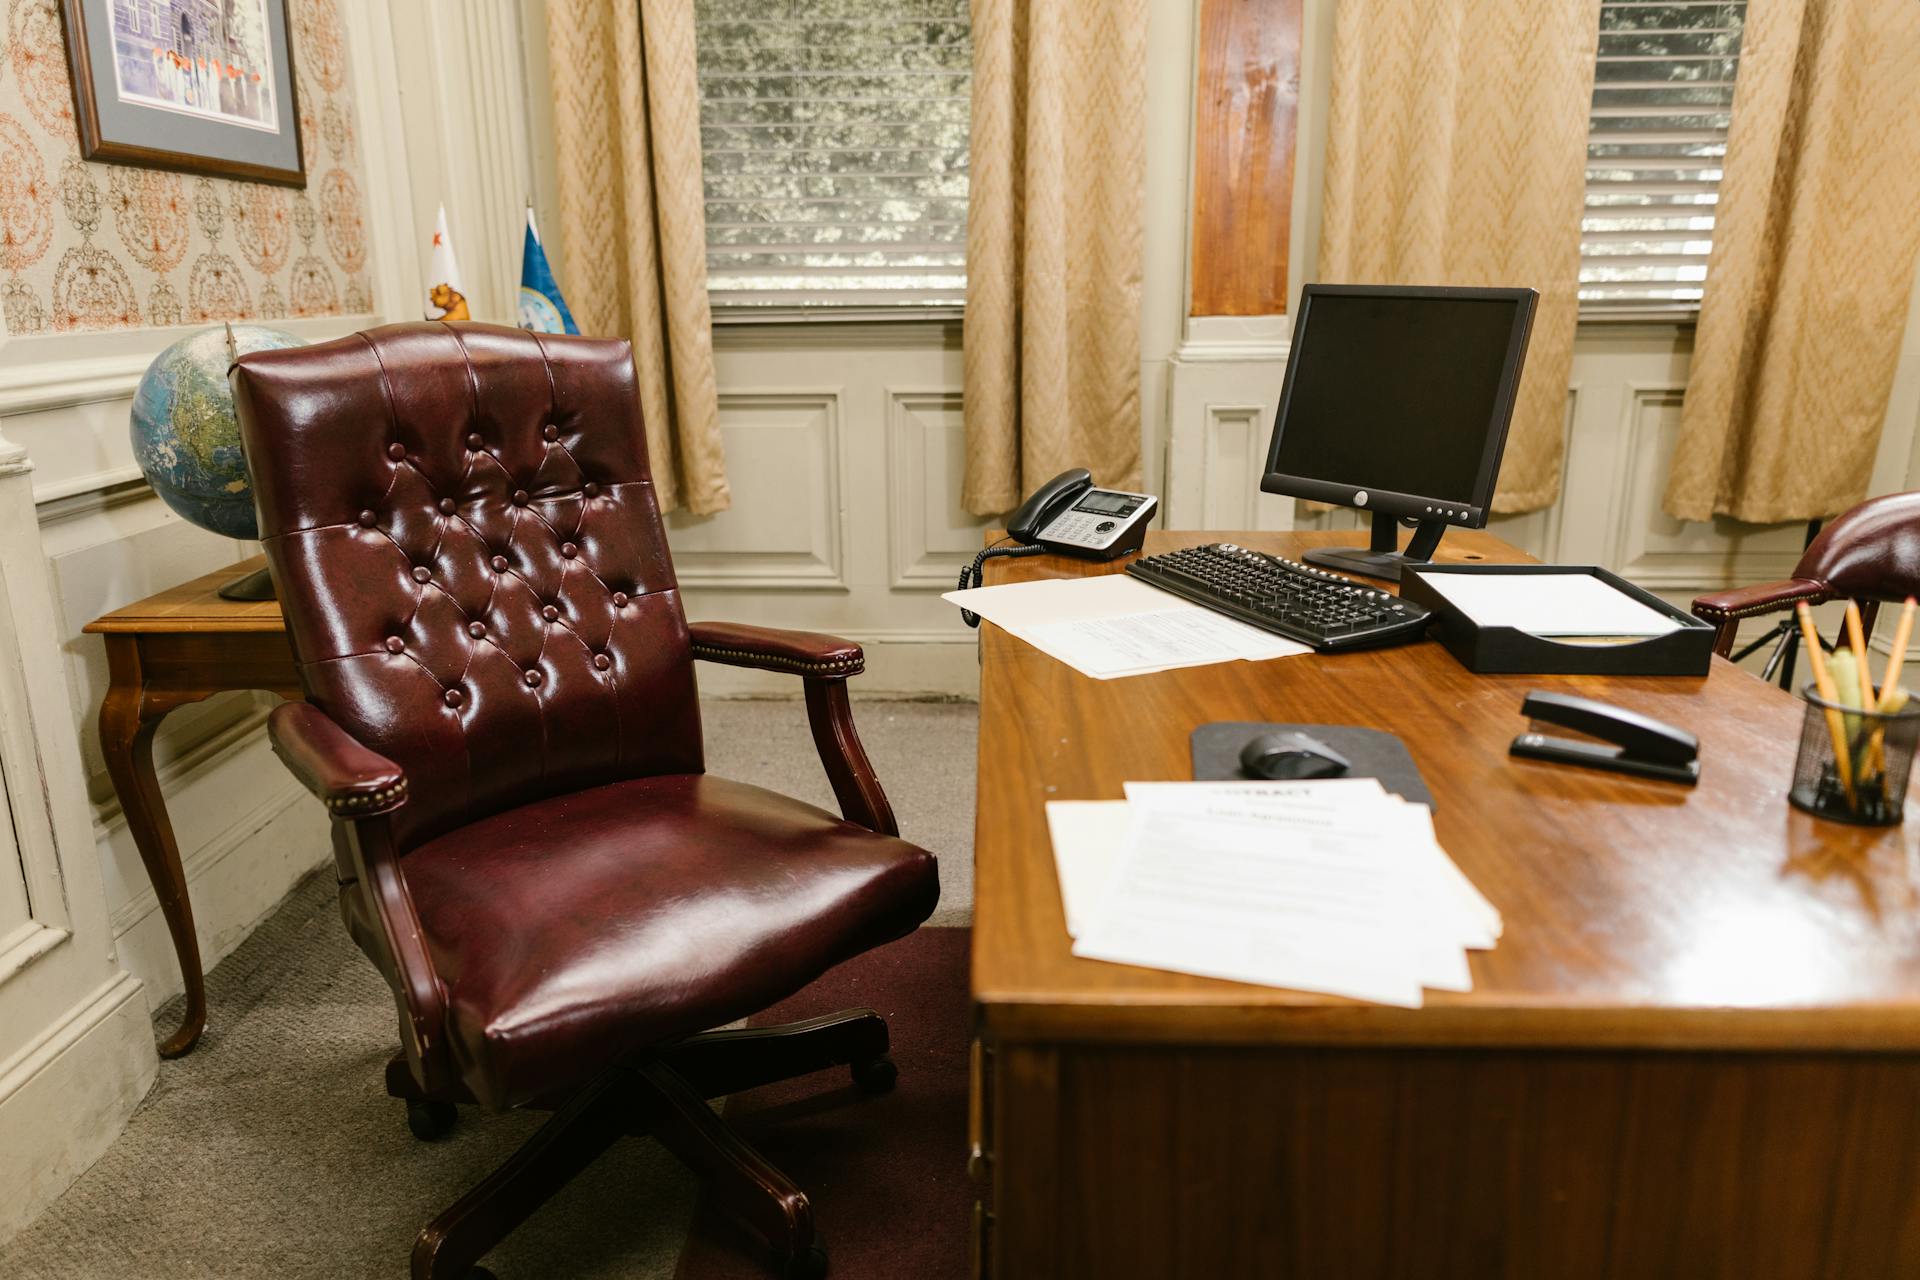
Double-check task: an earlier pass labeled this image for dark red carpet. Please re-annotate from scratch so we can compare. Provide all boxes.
[673,927,973,1280]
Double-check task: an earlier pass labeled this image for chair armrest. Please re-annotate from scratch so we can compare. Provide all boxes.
[268,702,408,817]
[1690,578,1830,623]
[1690,579,1831,658]
[688,621,865,679]
[687,620,896,836]
[270,703,449,1091]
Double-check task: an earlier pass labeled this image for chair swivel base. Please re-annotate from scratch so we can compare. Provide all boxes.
[384,1007,895,1280]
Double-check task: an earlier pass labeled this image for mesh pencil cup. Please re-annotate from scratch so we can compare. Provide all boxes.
[1789,684,1920,826]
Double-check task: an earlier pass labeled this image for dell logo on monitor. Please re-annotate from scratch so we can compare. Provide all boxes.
[1354,490,1369,507]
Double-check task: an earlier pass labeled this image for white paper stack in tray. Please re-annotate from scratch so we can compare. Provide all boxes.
[1044,779,1501,1008]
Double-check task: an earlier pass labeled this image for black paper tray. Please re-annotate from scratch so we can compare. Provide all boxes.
[1399,563,1716,677]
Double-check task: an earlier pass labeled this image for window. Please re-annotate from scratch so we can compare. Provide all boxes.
[1579,0,1748,315]
[693,0,970,310]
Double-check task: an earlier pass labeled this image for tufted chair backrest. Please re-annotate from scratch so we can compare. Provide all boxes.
[234,322,703,852]
[1797,490,1920,603]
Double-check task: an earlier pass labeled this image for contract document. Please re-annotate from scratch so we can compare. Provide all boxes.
[1049,781,1499,1006]
[944,575,1308,679]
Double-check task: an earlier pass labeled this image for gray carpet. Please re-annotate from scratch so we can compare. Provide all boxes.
[0,698,977,1280]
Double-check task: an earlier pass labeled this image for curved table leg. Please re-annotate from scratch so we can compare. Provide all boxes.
[99,638,211,1058]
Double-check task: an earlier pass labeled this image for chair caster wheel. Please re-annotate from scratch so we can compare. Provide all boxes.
[781,1238,828,1279]
[850,1054,897,1095]
[406,1098,458,1141]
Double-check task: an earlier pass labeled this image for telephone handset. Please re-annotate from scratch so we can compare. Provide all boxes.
[1004,468,1157,561]
[956,468,1160,627]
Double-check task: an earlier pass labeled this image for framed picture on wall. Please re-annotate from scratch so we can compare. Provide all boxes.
[59,0,305,187]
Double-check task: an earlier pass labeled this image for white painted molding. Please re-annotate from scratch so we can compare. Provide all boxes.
[1173,318,1292,365]
[886,388,987,590]
[0,314,380,417]
[1607,383,1806,593]
[107,778,306,942]
[0,970,153,1241]
[671,389,851,592]
[0,424,25,479]
[88,702,276,833]
[0,969,142,1101]
[0,923,67,989]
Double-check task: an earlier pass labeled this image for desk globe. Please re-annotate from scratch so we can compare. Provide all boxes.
[130,324,306,599]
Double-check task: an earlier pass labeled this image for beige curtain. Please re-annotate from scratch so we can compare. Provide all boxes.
[1319,0,1601,514]
[1664,0,1920,525]
[547,0,728,515]
[962,0,1147,517]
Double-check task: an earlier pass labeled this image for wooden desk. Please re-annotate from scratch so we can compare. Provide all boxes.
[970,530,1920,1279]
[85,555,298,1057]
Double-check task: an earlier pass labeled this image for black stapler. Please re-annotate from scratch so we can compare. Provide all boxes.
[1509,690,1699,785]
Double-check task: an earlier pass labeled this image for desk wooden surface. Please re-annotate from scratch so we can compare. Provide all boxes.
[971,530,1920,1279]
[973,528,1920,1049]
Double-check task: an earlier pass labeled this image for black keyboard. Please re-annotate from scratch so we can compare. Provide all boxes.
[1126,542,1432,652]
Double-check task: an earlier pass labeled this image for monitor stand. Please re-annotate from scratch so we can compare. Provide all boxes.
[1303,510,1447,583]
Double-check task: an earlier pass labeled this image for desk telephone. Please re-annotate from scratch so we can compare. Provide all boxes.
[957,469,1159,627]
[1005,468,1159,560]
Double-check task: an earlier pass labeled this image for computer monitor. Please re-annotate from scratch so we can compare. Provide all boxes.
[1259,283,1538,581]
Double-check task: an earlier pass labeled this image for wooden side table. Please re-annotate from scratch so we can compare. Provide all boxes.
[84,554,298,1057]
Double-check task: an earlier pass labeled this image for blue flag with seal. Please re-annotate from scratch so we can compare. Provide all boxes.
[517,209,578,335]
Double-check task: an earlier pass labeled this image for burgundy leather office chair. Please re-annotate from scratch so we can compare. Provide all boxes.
[232,322,939,1280]
[1692,491,1920,682]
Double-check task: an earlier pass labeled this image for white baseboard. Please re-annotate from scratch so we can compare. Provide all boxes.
[0,970,155,1242]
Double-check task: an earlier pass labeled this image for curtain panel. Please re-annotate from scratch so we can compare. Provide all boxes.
[1664,0,1920,525]
[547,0,729,516]
[962,0,1148,517]
[1318,0,1601,514]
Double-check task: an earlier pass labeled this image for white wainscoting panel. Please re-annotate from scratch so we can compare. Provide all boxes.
[668,391,848,591]
[1609,386,1808,592]
[887,389,991,590]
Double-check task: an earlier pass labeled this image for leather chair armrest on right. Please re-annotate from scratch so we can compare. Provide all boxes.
[687,621,896,837]
[687,621,865,679]
[1690,579,1831,658]
[268,702,409,817]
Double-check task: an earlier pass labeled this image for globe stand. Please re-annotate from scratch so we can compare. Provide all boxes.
[216,566,276,602]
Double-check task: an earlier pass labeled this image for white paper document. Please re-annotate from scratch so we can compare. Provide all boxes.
[1043,800,1132,938]
[944,575,1309,679]
[1047,781,1501,1007]
[1417,571,1681,638]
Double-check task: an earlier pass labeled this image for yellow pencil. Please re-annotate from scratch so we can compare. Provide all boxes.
[1797,603,1856,808]
[1877,597,1916,710]
[1863,597,1915,785]
[1844,602,1877,782]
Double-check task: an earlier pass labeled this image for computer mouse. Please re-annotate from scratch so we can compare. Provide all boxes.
[1238,731,1353,781]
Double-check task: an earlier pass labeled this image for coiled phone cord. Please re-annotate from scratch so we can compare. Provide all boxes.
[957,543,1049,627]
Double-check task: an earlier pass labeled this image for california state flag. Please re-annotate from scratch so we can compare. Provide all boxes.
[424,205,470,321]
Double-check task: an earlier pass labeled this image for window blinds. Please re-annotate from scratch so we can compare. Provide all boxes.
[694,0,971,309]
[1580,0,1748,314]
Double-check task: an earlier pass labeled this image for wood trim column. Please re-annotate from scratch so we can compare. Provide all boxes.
[1190,0,1303,317]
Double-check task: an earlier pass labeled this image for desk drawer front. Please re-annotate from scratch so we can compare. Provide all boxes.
[985,1042,1920,1279]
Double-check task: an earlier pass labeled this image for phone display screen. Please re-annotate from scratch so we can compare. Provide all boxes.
[1075,491,1141,516]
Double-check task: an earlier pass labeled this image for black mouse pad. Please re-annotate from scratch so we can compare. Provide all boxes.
[1190,722,1435,809]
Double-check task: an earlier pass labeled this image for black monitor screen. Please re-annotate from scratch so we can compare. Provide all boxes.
[1268,290,1527,509]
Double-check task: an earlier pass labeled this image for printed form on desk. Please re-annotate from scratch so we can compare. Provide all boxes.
[943,575,1308,679]
[1044,780,1499,1007]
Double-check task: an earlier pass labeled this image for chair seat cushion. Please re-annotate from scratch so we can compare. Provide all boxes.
[401,774,939,1108]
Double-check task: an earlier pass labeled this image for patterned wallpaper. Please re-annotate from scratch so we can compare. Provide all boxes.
[0,0,372,335]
